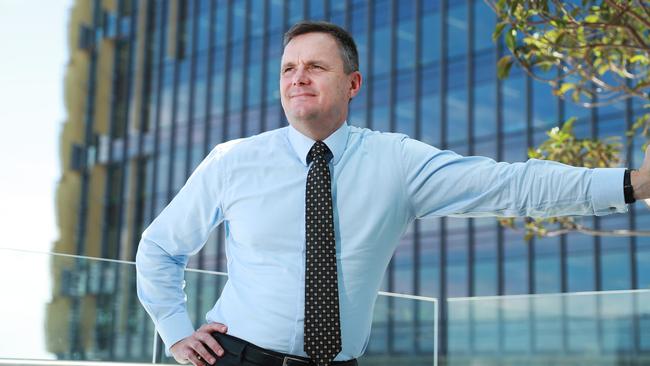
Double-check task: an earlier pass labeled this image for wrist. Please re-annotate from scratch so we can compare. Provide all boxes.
[630,169,642,201]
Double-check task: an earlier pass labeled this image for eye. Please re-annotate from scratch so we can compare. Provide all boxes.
[282,66,294,74]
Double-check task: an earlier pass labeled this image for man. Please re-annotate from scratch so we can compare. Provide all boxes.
[136,20,650,366]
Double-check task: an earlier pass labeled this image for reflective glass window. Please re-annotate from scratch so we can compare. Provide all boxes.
[196,0,210,51]
[600,215,632,290]
[420,11,440,65]
[534,236,561,293]
[447,218,469,297]
[176,60,191,124]
[503,229,528,295]
[447,3,467,59]
[269,0,284,32]
[396,4,415,70]
[566,230,596,292]
[211,48,226,116]
[474,218,497,296]
[308,0,325,20]
[289,0,305,24]
[473,0,495,52]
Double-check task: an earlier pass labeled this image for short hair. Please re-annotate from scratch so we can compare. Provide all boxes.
[283,21,359,74]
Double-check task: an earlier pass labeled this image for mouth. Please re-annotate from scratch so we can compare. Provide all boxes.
[290,93,316,98]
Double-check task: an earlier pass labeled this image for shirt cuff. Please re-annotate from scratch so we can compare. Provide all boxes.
[591,168,628,216]
[157,311,196,357]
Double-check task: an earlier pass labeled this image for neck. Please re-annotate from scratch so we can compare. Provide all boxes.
[291,119,346,141]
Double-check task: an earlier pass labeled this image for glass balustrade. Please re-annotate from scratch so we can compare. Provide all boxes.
[6,245,650,365]
[0,248,437,365]
[445,291,650,365]
[6,246,650,365]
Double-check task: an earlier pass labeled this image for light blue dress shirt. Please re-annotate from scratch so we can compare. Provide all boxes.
[136,121,627,360]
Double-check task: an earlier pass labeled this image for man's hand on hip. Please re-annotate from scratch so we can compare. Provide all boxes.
[170,322,228,366]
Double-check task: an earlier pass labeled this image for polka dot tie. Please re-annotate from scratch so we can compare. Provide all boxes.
[304,141,342,366]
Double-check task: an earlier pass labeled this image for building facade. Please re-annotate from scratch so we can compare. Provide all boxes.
[53,0,650,364]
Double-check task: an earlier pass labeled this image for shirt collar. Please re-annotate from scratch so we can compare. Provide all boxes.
[288,121,349,166]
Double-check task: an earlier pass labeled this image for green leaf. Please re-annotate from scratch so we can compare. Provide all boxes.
[536,60,555,72]
[572,90,580,103]
[493,22,507,42]
[506,29,517,51]
[509,0,522,13]
[597,64,609,75]
[585,14,599,23]
[497,55,514,80]
[558,83,575,95]
[561,117,577,133]
[496,0,507,13]
[594,58,602,67]
[630,54,649,64]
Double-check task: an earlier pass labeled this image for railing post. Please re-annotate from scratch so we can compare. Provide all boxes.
[434,298,439,366]
[152,329,164,363]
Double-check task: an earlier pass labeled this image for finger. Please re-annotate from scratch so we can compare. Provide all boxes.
[190,341,216,365]
[196,332,225,358]
[171,345,193,364]
[200,322,228,334]
[187,352,207,366]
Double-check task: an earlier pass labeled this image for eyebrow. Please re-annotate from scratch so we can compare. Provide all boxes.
[281,60,330,69]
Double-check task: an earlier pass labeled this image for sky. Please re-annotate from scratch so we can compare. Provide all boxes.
[0,0,74,359]
[0,1,70,251]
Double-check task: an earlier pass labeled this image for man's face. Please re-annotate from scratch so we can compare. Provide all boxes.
[280,32,360,137]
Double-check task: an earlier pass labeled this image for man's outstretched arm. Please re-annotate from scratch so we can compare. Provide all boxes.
[399,136,629,219]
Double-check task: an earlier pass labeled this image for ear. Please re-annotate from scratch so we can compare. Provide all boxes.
[348,71,363,99]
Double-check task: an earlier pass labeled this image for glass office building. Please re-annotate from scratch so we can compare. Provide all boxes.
[52,0,650,364]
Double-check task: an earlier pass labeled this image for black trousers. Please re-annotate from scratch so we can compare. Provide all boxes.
[211,332,358,366]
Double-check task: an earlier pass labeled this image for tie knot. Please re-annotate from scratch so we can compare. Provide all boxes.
[307,141,332,164]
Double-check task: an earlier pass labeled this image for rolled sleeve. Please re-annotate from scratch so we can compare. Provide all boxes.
[591,168,628,216]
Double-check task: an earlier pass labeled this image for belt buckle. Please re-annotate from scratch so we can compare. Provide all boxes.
[282,355,308,366]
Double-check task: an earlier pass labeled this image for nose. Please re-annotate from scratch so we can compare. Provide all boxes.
[292,66,310,86]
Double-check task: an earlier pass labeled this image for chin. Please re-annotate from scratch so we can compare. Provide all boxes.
[290,109,320,121]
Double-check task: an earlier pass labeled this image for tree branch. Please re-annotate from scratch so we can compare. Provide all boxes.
[482,0,498,14]
[637,0,650,19]
[520,223,650,238]
[623,24,650,50]
[544,41,648,52]
[486,0,650,107]
[552,0,578,24]
[605,0,650,30]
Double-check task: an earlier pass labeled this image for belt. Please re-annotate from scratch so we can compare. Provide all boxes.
[212,332,357,366]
